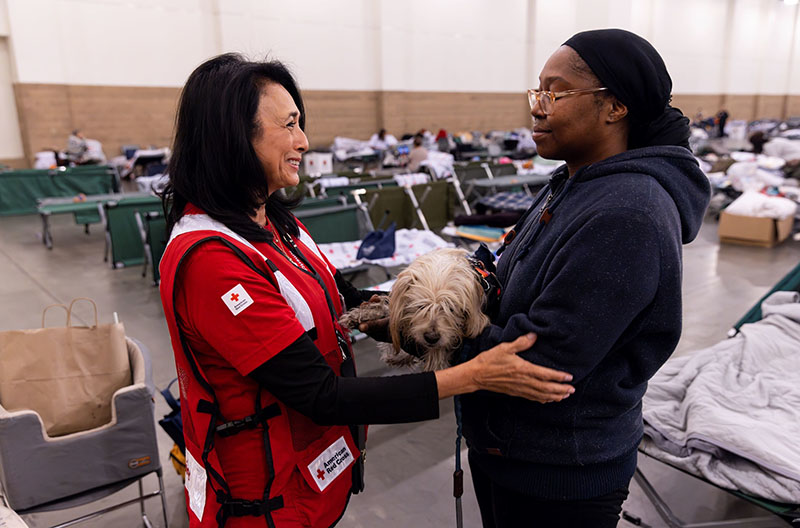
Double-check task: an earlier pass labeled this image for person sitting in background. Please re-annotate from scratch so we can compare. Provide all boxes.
[749,131,768,154]
[368,128,397,151]
[66,130,87,164]
[716,109,729,138]
[515,129,537,157]
[750,131,800,161]
[407,134,428,172]
[435,128,455,153]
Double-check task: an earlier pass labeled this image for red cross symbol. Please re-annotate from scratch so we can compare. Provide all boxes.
[230,293,239,302]
[316,469,325,480]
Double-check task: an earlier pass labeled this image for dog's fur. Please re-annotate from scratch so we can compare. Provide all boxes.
[339,248,489,371]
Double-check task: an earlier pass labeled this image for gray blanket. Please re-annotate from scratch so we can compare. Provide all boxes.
[642,291,800,503]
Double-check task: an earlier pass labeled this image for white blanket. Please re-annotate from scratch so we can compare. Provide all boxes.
[318,228,451,270]
[642,291,800,503]
[724,190,797,219]
[393,173,430,187]
[420,151,455,180]
[331,137,376,161]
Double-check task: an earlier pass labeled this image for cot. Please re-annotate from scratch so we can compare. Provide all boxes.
[38,197,102,249]
[452,163,526,211]
[352,180,453,232]
[628,264,800,527]
[730,260,800,334]
[101,194,162,268]
[315,177,398,201]
[294,202,368,244]
[1,166,119,216]
[472,173,551,197]
[134,211,167,286]
[37,192,124,249]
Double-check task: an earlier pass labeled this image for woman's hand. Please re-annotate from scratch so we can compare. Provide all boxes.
[435,334,574,403]
[472,333,574,402]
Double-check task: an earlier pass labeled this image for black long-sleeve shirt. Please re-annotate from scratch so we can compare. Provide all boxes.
[249,271,438,425]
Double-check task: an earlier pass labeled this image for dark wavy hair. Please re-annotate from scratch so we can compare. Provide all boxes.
[162,53,305,241]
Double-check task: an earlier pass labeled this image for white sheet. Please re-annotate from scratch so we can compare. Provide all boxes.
[317,228,452,270]
[642,291,800,503]
[724,190,797,219]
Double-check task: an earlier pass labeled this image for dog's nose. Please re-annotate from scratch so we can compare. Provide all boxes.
[423,331,439,345]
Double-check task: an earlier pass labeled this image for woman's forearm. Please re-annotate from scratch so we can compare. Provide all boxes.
[434,361,480,399]
[250,333,439,425]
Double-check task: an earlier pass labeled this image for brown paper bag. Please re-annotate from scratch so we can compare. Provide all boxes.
[0,298,131,437]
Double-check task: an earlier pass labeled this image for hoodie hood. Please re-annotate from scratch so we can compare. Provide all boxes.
[572,146,710,243]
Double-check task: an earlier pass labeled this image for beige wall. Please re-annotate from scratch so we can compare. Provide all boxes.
[11,84,800,166]
[379,92,530,138]
[787,96,800,117]
[12,86,533,163]
[14,84,179,162]
[671,93,799,121]
[671,94,724,120]
[303,90,381,148]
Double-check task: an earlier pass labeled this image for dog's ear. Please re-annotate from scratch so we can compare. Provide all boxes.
[463,284,490,338]
[388,275,411,353]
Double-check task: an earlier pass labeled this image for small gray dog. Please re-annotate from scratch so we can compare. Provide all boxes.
[340,248,494,371]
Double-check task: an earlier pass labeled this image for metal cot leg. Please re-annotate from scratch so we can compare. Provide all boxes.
[403,185,430,231]
[628,467,780,528]
[40,213,53,249]
[448,176,472,215]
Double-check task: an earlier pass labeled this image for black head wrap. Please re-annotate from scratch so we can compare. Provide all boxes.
[563,29,690,150]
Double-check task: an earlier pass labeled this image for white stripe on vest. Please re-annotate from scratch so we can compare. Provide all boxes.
[166,214,316,332]
[296,228,333,276]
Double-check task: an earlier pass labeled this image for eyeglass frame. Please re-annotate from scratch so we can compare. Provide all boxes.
[527,87,609,115]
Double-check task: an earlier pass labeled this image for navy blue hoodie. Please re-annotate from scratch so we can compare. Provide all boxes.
[462,146,710,500]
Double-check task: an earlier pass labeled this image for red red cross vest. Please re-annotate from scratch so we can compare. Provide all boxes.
[159,212,365,528]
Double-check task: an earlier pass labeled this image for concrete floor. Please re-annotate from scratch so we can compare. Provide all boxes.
[1,210,799,528]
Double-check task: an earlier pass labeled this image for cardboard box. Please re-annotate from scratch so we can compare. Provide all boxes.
[302,152,333,176]
[718,211,794,247]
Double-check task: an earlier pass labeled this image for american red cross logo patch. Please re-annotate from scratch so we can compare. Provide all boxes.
[306,436,354,492]
[221,284,253,316]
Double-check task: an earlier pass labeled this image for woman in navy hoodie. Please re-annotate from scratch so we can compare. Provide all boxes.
[461,29,711,527]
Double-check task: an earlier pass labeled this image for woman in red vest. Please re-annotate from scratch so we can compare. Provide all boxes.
[159,53,574,528]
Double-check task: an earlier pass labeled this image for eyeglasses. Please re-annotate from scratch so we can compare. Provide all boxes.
[527,87,608,115]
